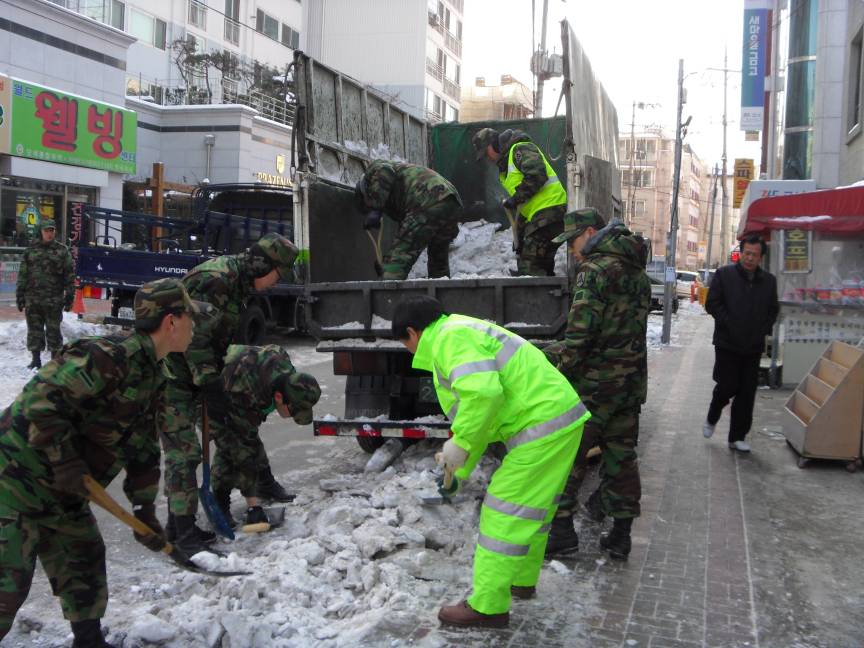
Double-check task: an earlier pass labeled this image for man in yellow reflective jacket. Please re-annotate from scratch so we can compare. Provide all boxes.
[472,127,567,276]
[392,296,590,628]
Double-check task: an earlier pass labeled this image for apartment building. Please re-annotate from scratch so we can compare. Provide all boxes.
[459,75,533,123]
[303,0,464,123]
[619,133,716,271]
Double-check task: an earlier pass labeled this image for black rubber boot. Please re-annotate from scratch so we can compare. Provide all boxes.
[71,619,116,648]
[544,514,579,557]
[27,351,41,369]
[599,517,633,560]
[173,515,216,555]
[214,490,237,529]
[165,512,216,544]
[244,505,269,525]
[256,466,295,503]
[584,487,605,523]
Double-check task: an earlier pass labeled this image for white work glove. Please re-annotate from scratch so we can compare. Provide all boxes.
[435,438,469,472]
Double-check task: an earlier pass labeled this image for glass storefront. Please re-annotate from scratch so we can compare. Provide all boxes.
[0,177,97,248]
[782,0,819,180]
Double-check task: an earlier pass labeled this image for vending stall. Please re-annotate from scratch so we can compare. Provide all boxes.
[741,186,864,385]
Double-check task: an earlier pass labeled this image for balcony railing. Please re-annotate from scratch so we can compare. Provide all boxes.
[222,87,294,126]
[426,110,442,124]
[443,30,462,57]
[426,58,443,81]
[443,77,460,101]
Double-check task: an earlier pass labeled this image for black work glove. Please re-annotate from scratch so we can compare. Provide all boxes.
[501,196,518,211]
[133,503,167,552]
[373,261,383,278]
[363,211,383,231]
[49,457,89,498]
[63,295,74,312]
[199,379,224,399]
[16,296,25,312]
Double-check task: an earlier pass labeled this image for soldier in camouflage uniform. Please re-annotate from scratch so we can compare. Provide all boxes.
[214,344,320,526]
[162,233,298,552]
[472,128,567,276]
[354,160,462,280]
[16,219,75,369]
[0,278,209,647]
[543,209,651,560]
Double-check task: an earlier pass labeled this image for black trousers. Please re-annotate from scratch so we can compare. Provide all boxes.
[707,347,761,443]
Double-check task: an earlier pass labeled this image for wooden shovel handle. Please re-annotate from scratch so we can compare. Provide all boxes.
[83,475,171,555]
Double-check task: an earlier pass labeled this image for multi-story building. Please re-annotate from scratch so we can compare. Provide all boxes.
[619,132,719,271]
[302,0,464,123]
[459,75,533,123]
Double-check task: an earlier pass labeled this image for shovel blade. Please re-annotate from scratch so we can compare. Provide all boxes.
[165,543,250,577]
[199,485,235,540]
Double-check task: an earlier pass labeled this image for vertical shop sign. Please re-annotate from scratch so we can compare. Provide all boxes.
[68,201,86,274]
[740,0,770,131]
[782,228,811,273]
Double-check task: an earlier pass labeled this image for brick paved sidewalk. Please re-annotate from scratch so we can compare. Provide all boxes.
[425,311,864,648]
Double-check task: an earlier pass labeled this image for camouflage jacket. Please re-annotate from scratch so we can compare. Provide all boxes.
[544,222,651,407]
[0,332,166,511]
[495,129,552,206]
[167,254,251,388]
[16,239,75,305]
[362,160,461,221]
[220,344,300,424]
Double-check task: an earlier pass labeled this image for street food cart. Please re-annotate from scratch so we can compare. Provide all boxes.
[741,186,864,384]
[740,187,864,469]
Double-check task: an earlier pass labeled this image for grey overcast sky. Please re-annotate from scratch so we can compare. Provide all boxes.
[462,0,764,173]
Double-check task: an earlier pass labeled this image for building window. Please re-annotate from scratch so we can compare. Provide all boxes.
[281,24,301,49]
[849,29,863,135]
[189,0,207,29]
[622,170,653,187]
[78,0,125,30]
[129,9,167,50]
[224,0,240,44]
[256,9,279,41]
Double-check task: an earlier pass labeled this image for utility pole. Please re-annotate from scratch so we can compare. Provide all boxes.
[704,164,719,283]
[628,101,637,227]
[720,48,729,263]
[662,59,685,345]
[533,0,549,116]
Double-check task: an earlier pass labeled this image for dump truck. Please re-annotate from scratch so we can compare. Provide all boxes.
[297,19,623,451]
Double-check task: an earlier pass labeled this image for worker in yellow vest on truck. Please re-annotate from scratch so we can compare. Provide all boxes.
[472,128,568,276]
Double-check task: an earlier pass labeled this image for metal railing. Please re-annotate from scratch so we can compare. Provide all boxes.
[426,110,442,123]
[443,77,460,101]
[426,58,443,81]
[222,87,294,126]
[443,30,462,57]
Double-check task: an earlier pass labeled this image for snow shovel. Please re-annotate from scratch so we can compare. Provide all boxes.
[199,401,235,540]
[503,205,521,253]
[83,475,250,578]
[417,464,462,506]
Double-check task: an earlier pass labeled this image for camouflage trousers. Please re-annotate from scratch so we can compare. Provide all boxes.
[160,380,202,517]
[24,302,63,353]
[208,399,266,498]
[0,502,107,640]
[516,204,566,277]
[557,400,642,520]
[382,197,460,280]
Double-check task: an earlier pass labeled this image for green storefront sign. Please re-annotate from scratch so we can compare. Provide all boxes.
[6,76,136,174]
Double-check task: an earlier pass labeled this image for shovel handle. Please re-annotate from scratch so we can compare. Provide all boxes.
[83,475,172,557]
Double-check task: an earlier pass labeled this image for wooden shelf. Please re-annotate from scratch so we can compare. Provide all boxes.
[784,341,864,466]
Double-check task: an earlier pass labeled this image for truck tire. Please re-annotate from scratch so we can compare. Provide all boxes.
[356,436,385,453]
[237,304,266,345]
[345,375,390,454]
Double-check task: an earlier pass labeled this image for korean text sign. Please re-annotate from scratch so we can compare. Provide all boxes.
[9,77,136,174]
[740,0,770,132]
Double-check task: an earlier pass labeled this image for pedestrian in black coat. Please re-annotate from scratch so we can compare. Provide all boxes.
[703,235,779,452]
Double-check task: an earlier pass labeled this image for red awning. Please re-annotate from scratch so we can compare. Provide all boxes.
[741,186,864,237]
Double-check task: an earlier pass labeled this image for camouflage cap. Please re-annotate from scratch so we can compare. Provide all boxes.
[275,371,321,425]
[248,233,299,280]
[134,278,212,329]
[471,127,500,161]
[41,219,57,230]
[552,208,607,244]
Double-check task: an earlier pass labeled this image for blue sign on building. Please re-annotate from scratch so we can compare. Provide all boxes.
[740,0,771,131]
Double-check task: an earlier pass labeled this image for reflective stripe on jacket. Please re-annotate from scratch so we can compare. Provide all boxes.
[498,142,567,221]
[411,314,590,480]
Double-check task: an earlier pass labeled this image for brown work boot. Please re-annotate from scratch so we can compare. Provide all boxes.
[511,585,536,600]
[438,600,509,628]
